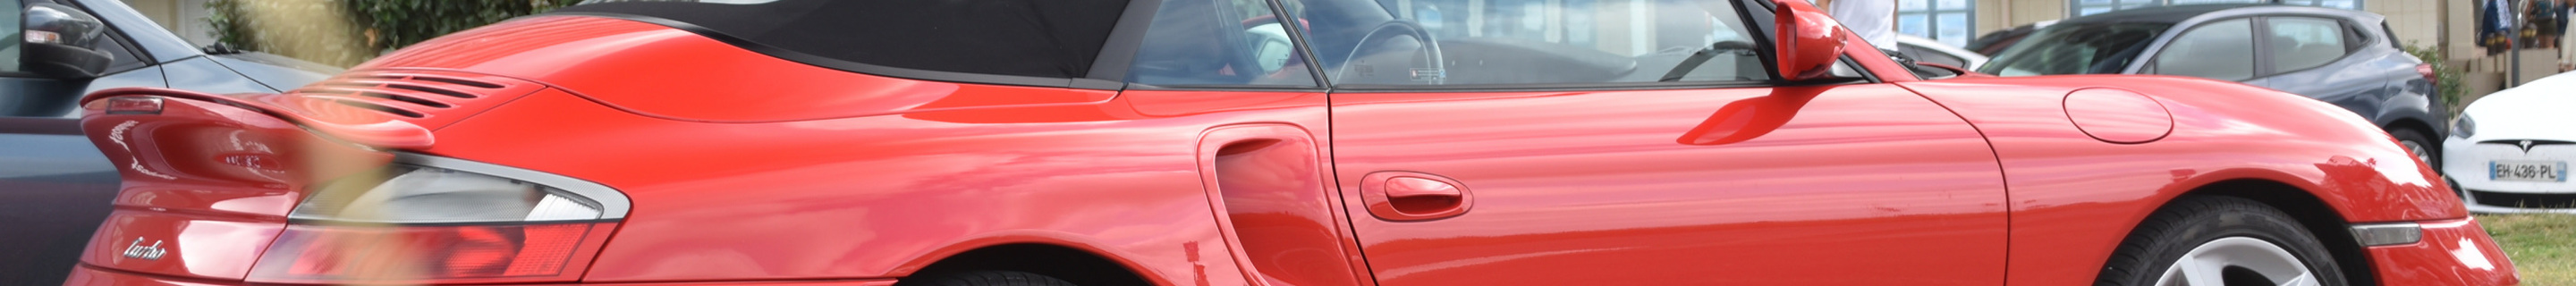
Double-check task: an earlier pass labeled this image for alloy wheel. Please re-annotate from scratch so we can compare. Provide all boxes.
[2154,237,2319,286]
[2400,140,2432,166]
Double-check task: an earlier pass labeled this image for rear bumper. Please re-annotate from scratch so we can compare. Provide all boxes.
[63,265,899,286]
[2366,218,2521,286]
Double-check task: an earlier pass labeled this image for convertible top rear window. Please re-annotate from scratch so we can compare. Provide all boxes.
[555,0,1128,80]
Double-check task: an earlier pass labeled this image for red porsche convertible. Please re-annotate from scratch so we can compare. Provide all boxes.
[61,0,2513,285]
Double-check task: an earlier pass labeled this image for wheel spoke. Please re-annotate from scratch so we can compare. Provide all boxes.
[2179,257,2226,286]
[2402,141,2431,164]
[2283,273,2319,286]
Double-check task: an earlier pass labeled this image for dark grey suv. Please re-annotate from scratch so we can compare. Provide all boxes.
[1977,4,2445,165]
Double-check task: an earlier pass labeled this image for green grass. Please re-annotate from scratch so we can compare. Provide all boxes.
[2483,214,2576,286]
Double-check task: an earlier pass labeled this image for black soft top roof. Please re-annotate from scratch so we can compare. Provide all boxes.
[549,0,1130,82]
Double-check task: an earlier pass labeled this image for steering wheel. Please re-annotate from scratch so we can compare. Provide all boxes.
[1240,16,1300,75]
[1334,21,1445,85]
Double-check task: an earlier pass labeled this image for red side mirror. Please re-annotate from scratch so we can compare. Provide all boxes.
[1773,0,1848,80]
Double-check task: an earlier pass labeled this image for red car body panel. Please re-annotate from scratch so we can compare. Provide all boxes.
[62,266,897,286]
[2369,218,2520,285]
[72,93,394,281]
[357,17,1119,123]
[1323,85,2007,285]
[62,1,2518,285]
[423,87,1317,283]
[1897,77,2490,286]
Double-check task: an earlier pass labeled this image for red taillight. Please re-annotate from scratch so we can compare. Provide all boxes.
[105,97,163,114]
[247,222,615,284]
[2418,63,2437,83]
[242,154,631,284]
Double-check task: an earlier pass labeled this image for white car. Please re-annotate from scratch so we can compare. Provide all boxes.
[2443,72,2576,213]
[1894,35,1988,71]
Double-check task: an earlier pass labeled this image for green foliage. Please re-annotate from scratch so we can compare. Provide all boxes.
[208,0,369,65]
[208,0,575,67]
[343,0,575,55]
[2402,42,2466,112]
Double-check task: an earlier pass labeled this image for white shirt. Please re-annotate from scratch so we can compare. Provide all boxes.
[1828,0,1899,51]
[2563,17,2576,67]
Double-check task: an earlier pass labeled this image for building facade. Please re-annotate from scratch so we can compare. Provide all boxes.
[118,0,216,46]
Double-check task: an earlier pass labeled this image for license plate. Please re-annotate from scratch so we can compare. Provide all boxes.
[2492,161,2568,182]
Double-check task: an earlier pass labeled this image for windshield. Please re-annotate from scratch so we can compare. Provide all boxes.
[1976,22,2171,76]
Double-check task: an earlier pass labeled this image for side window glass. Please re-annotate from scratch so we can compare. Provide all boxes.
[2266,17,2347,72]
[1899,45,1967,68]
[95,27,146,71]
[2151,19,2253,81]
[1126,0,1321,88]
[0,0,22,74]
[1308,0,1767,87]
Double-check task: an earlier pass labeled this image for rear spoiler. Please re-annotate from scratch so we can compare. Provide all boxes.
[80,88,434,148]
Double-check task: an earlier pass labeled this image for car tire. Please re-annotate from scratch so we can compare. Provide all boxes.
[2095,196,2349,286]
[2391,128,2436,168]
[898,271,1080,286]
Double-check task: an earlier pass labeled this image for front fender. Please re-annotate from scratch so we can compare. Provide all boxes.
[1900,75,2465,286]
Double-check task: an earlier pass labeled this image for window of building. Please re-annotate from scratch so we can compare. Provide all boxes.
[2074,0,2176,16]
[1898,0,1973,46]
[2074,0,2361,16]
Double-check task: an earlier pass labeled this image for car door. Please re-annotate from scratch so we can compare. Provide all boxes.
[1295,0,2008,284]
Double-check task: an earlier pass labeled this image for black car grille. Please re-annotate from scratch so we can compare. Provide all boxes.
[2479,139,2576,151]
[2469,189,2576,208]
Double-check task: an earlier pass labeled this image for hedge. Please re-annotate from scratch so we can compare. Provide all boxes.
[208,0,575,67]
[2400,42,2466,113]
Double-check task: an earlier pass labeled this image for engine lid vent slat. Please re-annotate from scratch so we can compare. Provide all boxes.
[279,70,545,130]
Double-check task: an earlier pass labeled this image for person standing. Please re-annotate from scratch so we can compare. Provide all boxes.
[1824,0,1899,52]
[2562,0,2576,71]
[2532,0,2561,48]
[2485,0,2515,55]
